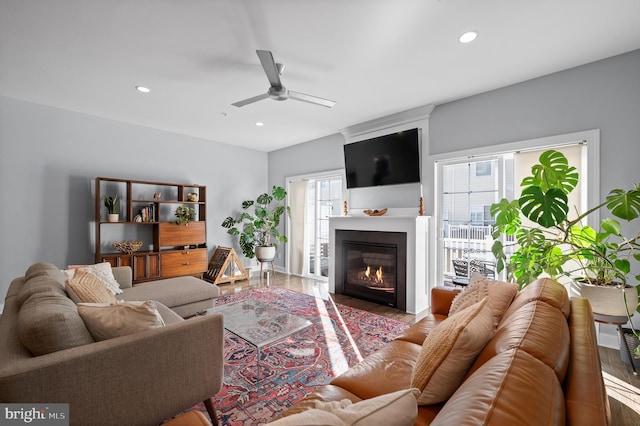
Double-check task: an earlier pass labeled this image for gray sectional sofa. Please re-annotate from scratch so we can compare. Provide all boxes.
[0,262,224,426]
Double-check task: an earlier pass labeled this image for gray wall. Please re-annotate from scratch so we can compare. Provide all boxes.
[268,132,346,182]
[0,96,268,300]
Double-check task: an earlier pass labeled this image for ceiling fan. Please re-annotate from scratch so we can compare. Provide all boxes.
[232,50,336,108]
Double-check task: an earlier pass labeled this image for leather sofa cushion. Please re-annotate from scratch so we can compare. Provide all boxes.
[502,278,570,321]
[17,292,94,356]
[330,340,421,400]
[432,349,565,425]
[469,299,570,381]
[394,315,445,345]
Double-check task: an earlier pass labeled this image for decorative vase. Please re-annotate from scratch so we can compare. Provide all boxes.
[255,246,276,262]
[576,281,638,317]
[107,213,119,223]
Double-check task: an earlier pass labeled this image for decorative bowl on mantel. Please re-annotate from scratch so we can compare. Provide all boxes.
[363,208,388,216]
[112,240,143,254]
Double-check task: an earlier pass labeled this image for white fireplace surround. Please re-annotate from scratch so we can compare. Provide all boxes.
[329,211,432,314]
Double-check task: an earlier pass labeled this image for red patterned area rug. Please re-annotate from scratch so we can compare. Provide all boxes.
[184,286,410,425]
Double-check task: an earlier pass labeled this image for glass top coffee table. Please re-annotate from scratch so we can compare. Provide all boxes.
[198,298,312,389]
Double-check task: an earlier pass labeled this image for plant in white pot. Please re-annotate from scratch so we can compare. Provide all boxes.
[103,194,119,222]
[490,150,640,352]
[221,186,290,262]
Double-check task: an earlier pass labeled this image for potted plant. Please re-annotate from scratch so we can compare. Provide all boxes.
[175,205,195,225]
[490,150,640,350]
[103,194,119,222]
[221,186,290,261]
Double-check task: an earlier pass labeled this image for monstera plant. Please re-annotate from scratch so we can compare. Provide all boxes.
[490,149,640,352]
[221,186,290,261]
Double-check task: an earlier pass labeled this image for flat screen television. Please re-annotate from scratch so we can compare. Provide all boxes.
[344,128,420,189]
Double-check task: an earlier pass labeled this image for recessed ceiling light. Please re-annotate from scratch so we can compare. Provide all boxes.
[459,31,478,44]
[255,122,264,127]
[135,86,151,93]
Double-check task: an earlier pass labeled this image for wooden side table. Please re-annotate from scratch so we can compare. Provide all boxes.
[593,312,638,376]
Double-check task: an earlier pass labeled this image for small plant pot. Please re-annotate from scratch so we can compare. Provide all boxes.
[621,328,640,367]
[107,214,119,223]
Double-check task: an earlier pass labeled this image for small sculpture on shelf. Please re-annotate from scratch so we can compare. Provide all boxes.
[153,192,161,199]
[363,208,388,216]
[175,205,195,225]
[112,240,143,254]
[187,192,199,202]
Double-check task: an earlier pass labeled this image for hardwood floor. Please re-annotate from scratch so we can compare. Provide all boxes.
[220,272,640,425]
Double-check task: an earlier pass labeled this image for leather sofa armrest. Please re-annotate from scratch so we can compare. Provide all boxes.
[564,298,611,425]
[112,266,133,289]
[431,286,461,316]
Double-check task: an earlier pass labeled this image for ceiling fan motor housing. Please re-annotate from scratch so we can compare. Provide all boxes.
[268,86,289,101]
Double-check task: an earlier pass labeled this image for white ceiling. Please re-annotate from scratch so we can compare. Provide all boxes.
[2,1,640,152]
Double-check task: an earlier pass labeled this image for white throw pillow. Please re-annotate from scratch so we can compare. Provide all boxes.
[64,262,123,295]
[77,300,165,341]
[267,388,420,426]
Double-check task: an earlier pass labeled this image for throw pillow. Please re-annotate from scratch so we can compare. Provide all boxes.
[66,269,117,304]
[411,297,494,405]
[267,388,421,426]
[77,300,165,341]
[449,273,518,328]
[65,262,123,295]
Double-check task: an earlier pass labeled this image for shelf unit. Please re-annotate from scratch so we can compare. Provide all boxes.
[95,177,207,283]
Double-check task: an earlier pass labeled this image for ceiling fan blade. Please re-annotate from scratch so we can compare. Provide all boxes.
[256,50,283,88]
[231,92,269,107]
[289,91,336,108]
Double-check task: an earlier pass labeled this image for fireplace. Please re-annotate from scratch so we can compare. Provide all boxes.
[335,230,406,311]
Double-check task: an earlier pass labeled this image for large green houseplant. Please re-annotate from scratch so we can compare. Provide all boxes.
[221,186,290,260]
[490,150,640,350]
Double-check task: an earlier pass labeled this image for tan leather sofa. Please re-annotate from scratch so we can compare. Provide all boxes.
[0,262,224,426]
[278,278,610,425]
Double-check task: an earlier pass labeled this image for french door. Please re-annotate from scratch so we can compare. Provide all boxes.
[287,171,343,278]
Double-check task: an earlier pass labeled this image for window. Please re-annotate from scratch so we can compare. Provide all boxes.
[475,161,492,176]
[437,142,587,284]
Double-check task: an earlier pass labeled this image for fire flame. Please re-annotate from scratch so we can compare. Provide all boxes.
[361,265,384,283]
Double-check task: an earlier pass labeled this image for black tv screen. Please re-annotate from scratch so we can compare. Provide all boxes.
[344,128,420,189]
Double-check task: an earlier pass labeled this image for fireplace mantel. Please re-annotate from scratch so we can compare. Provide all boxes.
[329,215,432,314]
